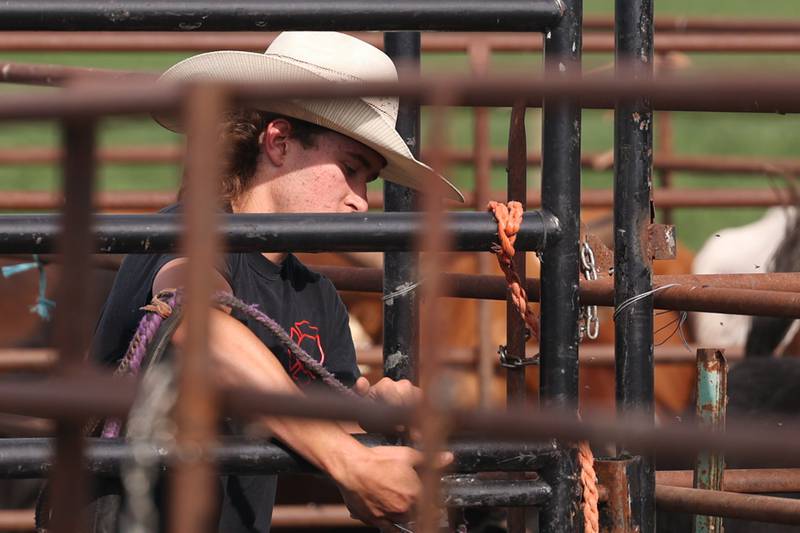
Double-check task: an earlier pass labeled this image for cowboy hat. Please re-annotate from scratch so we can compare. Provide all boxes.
[154,31,464,202]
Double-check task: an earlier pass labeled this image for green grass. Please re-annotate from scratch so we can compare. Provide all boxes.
[1,2,799,251]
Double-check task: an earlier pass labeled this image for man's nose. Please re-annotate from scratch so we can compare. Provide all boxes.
[346,191,369,213]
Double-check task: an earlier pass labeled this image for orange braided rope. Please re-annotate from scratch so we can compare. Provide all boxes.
[486,200,540,340]
[487,200,599,533]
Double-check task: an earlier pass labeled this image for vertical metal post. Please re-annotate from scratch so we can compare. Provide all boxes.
[383,31,420,383]
[614,0,655,530]
[416,95,451,533]
[693,348,727,533]
[49,118,96,533]
[506,102,528,532]
[539,0,583,529]
[469,40,495,409]
[170,84,224,533]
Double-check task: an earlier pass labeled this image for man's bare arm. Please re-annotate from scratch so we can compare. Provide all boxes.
[152,259,435,528]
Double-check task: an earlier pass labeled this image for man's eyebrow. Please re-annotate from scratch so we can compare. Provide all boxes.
[346,151,381,173]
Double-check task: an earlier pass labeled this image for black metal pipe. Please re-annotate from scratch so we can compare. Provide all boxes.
[0,436,558,479]
[382,32,420,383]
[538,0,583,529]
[0,212,558,254]
[0,1,563,32]
[442,475,552,508]
[614,0,656,530]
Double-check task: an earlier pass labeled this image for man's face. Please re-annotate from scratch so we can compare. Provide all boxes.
[268,129,385,214]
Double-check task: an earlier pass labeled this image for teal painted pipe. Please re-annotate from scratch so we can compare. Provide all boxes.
[693,348,728,533]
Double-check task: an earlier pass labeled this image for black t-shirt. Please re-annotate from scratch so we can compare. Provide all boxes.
[91,204,359,532]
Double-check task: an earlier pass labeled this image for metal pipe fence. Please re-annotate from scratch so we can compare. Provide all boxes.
[0,5,799,533]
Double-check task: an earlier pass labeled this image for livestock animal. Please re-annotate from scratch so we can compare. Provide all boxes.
[691,206,798,351]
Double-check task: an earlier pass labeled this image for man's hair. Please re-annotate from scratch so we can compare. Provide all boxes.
[217,110,330,205]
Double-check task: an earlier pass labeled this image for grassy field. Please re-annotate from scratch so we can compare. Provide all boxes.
[0,0,799,251]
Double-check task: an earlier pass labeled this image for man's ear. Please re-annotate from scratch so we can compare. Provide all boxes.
[261,118,293,166]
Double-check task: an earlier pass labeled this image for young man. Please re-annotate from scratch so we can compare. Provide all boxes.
[91,32,462,531]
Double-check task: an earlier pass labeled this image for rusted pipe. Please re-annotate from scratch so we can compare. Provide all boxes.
[0,509,33,531]
[270,505,365,528]
[656,484,800,525]
[2,144,800,178]
[1,31,800,53]
[5,74,800,121]
[658,469,800,494]
[0,349,57,372]
[0,344,744,373]
[4,373,800,465]
[0,187,797,212]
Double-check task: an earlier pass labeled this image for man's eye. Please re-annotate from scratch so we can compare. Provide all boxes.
[343,164,357,176]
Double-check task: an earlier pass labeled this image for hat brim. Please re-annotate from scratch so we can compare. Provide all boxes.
[154,51,464,202]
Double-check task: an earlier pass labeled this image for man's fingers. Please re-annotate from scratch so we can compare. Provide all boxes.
[354,376,371,397]
[436,451,455,469]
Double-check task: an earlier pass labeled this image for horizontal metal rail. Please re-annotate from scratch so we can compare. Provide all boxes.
[2,31,800,54]
[656,484,800,525]
[0,212,556,253]
[2,186,797,212]
[0,1,563,32]
[3,145,799,178]
[658,468,800,494]
[0,436,557,478]
[0,345,745,377]
[316,267,800,318]
[2,375,800,466]
[2,75,800,122]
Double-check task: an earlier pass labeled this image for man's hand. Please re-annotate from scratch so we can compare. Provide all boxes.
[354,376,421,407]
[332,445,452,530]
[354,377,421,435]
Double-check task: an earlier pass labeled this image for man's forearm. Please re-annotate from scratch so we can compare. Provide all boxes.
[204,309,367,480]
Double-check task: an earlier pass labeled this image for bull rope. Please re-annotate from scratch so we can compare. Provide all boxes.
[487,200,600,533]
[103,287,356,438]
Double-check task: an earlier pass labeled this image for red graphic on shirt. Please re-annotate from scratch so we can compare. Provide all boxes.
[287,320,326,384]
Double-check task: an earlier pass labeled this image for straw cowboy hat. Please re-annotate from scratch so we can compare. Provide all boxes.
[155,31,464,202]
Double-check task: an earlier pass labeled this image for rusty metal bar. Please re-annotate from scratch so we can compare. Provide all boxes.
[270,505,364,528]
[416,94,451,532]
[693,349,727,533]
[170,84,224,533]
[585,16,800,34]
[595,458,638,532]
[0,509,33,531]
[47,118,97,533]
[2,31,800,53]
[4,186,800,213]
[6,375,800,465]
[658,468,800,493]
[469,41,496,409]
[4,143,800,178]
[656,485,800,525]
[0,343,747,374]
[505,100,528,533]
[6,74,800,121]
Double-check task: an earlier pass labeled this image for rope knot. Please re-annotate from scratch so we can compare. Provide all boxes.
[487,201,540,341]
[139,290,176,319]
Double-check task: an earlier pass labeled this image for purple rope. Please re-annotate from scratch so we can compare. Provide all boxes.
[103,291,177,438]
[103,290,355,438]
[215,291,356,398]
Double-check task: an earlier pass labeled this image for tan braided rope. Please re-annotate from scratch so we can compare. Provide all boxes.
[487,200,599,533]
